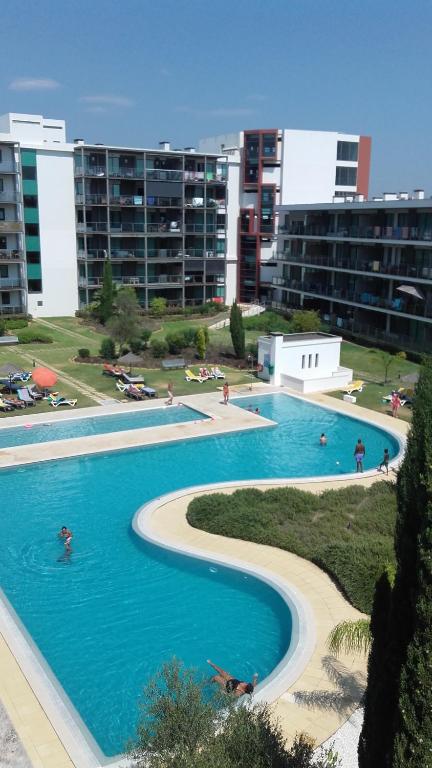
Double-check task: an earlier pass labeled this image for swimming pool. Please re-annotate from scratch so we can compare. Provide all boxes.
[0,394,400,758]
[0,403,207,448]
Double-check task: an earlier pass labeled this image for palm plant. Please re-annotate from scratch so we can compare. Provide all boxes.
[327,619,371,656]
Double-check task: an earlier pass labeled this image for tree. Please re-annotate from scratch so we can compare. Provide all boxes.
[358,568,394,767]
[107,287,141,350]
[195,327,206,360]
[150,296,168,316]
[99,336,116,359]
[291,310,321,333]
[389,357,432,766]
[368,349,396,384]
[229,301,245,359]
[96,259,115,324]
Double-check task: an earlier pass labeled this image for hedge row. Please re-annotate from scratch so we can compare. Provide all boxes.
[187,483,397,614]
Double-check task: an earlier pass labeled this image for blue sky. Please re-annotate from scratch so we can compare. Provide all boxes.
[1,0,430,194]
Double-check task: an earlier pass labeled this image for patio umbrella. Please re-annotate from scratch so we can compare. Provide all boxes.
[396,285,425,300]
[32,366,58,389]
[400,372,419,385]
[0,363,24,392]
[117,352,144,374]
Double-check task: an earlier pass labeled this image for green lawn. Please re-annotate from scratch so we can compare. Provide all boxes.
[329,341,419,423]
[187,482,397,615]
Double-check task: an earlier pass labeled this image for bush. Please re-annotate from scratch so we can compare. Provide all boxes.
[150,296,168,316]
[4,318,28,330]
[141,328,152,348]
[243,311,292,333]
[17,329,53,344]
[165,331,188,354]
[183,326,198,346]
[0,319,6,337]
[78,347,90,359]
[291,309,321,333]
[150,338,169,358]
[129,339,142,354]
[99,337,116,359]
[195,327,206,360]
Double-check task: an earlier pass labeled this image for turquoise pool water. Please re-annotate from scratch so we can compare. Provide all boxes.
[0,394,399,757]
[0,404,207,448]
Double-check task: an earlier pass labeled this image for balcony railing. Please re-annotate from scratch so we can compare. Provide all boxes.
[278,252,432,280]
[109,195,143,206]
[110,222,145,233]
[0,249,24,261]
[146,169,183,182]
[184,198,226,208]
[281,224,432,242]
[76,166,107,177]
[0,305,25,315]
[76,222,108,232]
[0,163,18,174]
[147,249,183,259]
[79,276,147,288]
[184,274,204,284]
[0,192,19,203]
[0,278,25,289]
[185,223,215,233]
[76,194,107,205]
[108,168,145,179]
[111,249,145,259]
[205,275,225,284]
[147,222,181,233]
[146,196,182,208]
[147,275,183,284]
[0,221,23,233]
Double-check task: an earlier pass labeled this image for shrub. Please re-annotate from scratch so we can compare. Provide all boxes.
[0,319,6,337]
[165,331,188,354]
[243,311,292,333]
[78,347,90,359]
[129,339,142,354]
[141,328,152,348]
[4,318,28,330]
[291,309,321,333]
[17,329,53,344]
[195,327,206,360]
[150,296,168,316]
[183,326,198,346]
[99,337,116,359]
[150,338,169,358]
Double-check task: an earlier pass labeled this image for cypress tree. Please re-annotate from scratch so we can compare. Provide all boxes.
[358,568,393,767]
[229,301,245,359]
[390,357,432,766]
[98,258,115,324]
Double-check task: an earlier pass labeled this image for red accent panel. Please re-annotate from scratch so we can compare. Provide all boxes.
[357,136,372,197]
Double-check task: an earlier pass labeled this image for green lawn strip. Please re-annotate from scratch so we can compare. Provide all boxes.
[44,316,108,341]
[187,483,397,615]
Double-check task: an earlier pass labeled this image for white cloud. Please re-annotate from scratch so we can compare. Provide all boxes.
[79,95,134,108]
[176,106,256,118]
[9,77,60,91]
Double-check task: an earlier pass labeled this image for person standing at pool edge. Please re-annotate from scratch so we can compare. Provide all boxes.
[223,381,229,405]
[378,448,390,475]
[354,438,366,472]
[166,381,174,406]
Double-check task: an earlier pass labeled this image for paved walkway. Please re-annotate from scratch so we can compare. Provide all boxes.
[0,387,409,767]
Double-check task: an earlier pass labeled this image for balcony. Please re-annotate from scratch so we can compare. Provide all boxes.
[146,169,183,182]
[76,222,108,233]
[205,274,225,284]
[278,251,432,281]
[184,274,204,284]
[108,168,144,179]
[0,278,25,289]
[76,194,107,205]
[281,223,432,242]
[0,163,18,174]
[0,249,24,262]
[147,222,181,233]
[111,249,145,259]
[147,249,183,259]
[0,221,23,233]
[0,192,20,203]
[110,222,145,233]
[185,223,216,233]
[110,195,143,206]
[147,274,183,285]
[0,304,25,315]
[146,196,182,208]
[78,166,107,177]
[184,198,226,209]
[79,276,147,288]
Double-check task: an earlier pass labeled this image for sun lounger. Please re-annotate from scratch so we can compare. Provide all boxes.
[102,363,125,377]
[11,371,31,383]
[116,381,128,393]
[17,388,36,406]
[344,380,365,394]
[124,385,146,400]
[121,373,145,385]
[140,386,156,398]
[199,367,212,379]
[3,396,26,409]
[0,398,13,411]
[49,396,77,408]
[27,385,43,400]
[185,368,205,383]
[210,367,225,379]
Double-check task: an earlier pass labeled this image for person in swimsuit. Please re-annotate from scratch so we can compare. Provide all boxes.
[354,439,366,473]
[223,382,229,405]
[207,659,258,697]
[59,526,73,552]
[320,433,327,445]
[378,448,390,475]
[166,381,174,406]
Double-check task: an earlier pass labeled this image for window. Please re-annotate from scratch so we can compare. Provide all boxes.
[335,166,357,186]
[25,223,39,236]
[301,355,305,369]
[337,141,358,162]
[0,237,6,249]
[22,166,36,180]
[37,300,43,306]
[308,354,312,368]
[27,252,40,264]
[0,179,3,192]
[1,292,10,305]
[315,353,319,367]
[28,279,42,293]
[0,265,8,278]
[23,195,38,208]
[0,208,4,221]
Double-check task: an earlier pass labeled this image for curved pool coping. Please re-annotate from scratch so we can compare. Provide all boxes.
[0,389,409,767]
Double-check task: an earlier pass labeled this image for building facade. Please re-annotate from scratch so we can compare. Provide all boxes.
[74,142,229,310]
[273,193,432,352]
[0,137,25,316]
[199,129,371,304]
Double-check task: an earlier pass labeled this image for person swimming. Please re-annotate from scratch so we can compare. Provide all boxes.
[320,433,327,445]
[59,526,73,552]
[207,659,258,697]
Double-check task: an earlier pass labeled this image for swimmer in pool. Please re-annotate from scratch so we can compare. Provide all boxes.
[320,433,327,445]
[207,659,258,697]
[59,526,73,552]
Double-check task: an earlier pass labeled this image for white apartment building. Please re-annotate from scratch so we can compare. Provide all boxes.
[199,129,371,303]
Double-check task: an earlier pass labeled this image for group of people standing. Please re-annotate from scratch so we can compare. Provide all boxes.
[320,434,390,474]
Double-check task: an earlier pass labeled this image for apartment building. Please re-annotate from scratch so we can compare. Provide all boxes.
[0,113,77,318]
[74,141,230,309]
[273,192,432,352]
[199,129,371,303]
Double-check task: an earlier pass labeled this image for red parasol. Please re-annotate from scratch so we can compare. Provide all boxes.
[32,367,58,388]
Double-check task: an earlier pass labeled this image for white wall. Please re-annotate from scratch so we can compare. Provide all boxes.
[28,149,78,317]
[0,114,66,144]
[224,155,240,305]
[198,132,242,154]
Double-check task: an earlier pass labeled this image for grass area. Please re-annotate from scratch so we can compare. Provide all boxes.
[187,483,397,615]
[328,341,420,423]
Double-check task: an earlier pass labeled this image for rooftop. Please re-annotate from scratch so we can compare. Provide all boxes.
[265,332,340,343]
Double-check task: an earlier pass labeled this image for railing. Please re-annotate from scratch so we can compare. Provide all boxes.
[330,320,432,354]
[184,198,226,208]
[184,274,204,284]
[147,222,181,233]
[0,250,24,261]
[77,166,106,177]
[0,305,25,315]
[147,275,183,284]
[111,249,145,259]
[109,195,143,206]
[0,221,23,233]
[185,223,215,233]
[110,222,145,233]
[278,251,432,280]
[0,278,25,289]
[281,224,432,242]
[0,163,18,174]
[146,196,182,207]
[205,275,225,284]
[108,168,145,179]
[147,249,183,259]
[76,194,107,205]
[76,222,108,232]
[0,192,19,203]
[146,169,183,182]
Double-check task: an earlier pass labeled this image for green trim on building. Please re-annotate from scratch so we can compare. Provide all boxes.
[21,149,43,295]
[24,207,39,224]
[21,149,37,166]
[25,235,40,251]
[22,179,38,195]
[26,263,42,280]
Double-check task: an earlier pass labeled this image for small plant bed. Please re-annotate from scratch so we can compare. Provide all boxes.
[187,482,397,615]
